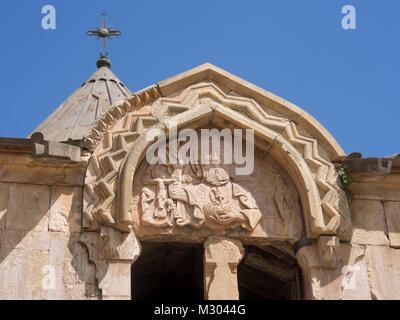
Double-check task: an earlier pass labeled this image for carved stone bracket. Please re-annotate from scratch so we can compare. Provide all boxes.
[79,228,141,300]
[296,236,341,271]
[99,226,141,261]
[295,236,340,300]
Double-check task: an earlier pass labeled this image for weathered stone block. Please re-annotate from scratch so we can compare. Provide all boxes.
[365,245,400,300]
[0,153,85,187]
[336,189,353,240]
[296,242,371,300]
[49,186,82,233]
[48,232,99,300]
[0,183,7,229]
[6,184,50,232]
[100,227,141,261]
[0,248,50,300]
[350,199,389,246]
[79,231,100,263]
[48,232,66,299]
[339,243,371,300]
[99,261,132,299]
[1,229,50,250]
[383,202,400,248]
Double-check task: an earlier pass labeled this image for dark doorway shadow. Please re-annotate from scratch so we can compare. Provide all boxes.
[238,245,303,300]
[131,241,203,300]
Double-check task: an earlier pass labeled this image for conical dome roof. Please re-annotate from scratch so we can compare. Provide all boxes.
[30,56,131,142]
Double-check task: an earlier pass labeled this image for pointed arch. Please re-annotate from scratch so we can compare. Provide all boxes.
[82,65,351,240]
[117,104,326,238]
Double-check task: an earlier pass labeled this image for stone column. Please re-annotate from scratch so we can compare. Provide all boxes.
[203,236,244,300]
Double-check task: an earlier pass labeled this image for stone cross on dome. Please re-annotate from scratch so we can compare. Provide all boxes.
[86,13,121,58]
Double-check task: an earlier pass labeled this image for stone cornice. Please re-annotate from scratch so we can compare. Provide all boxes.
[0,137,32,153]
[344,153,400,174]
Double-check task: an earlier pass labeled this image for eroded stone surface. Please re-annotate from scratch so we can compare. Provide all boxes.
[365,245,400,300]
[383,202,400,248]
[1,229,50,251]
[48,232,99,300]
[0,248,50,300]
[350,200,389,246]
[296,242,371,300]
[99,261,132,300]
[0,183,7,229]
[339,244,371,300]
[6,184,50,232]
[99,227,141,261]
[49,186,82,233]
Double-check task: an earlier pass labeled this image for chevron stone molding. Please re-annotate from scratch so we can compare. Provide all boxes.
[82,79,351,240]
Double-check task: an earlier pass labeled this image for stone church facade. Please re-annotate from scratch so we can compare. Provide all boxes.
[0,57,399,300]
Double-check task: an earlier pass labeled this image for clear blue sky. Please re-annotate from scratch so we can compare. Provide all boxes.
[0,0,398,157]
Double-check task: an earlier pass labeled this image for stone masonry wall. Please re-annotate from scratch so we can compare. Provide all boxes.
[349,198,400,299]
[1,181,399,300]
[0,150,399,300]
[0,182,100,299]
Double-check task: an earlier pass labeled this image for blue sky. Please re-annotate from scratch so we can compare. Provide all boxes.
[0,0,398,157]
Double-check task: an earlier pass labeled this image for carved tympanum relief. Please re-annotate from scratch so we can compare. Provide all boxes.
[131,140,302,241]
[140,161,261,231]
[83,78,350,239]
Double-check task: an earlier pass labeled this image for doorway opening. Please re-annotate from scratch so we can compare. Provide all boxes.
[131,242,302,300]
[131,241,203,300]
[238,245,303,300]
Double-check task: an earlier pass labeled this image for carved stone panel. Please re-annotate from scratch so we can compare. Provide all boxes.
[131,136,302,242]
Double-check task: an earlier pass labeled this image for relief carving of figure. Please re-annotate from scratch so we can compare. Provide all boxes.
[273,173,300,235]
[139,157,262,232]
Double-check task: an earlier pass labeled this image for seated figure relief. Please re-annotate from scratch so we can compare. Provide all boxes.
[140,159,262,231]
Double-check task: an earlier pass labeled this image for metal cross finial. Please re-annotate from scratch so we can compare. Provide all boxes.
[87,13,121,54]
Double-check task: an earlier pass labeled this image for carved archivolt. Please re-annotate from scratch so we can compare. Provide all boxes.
[83,81,345,239]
